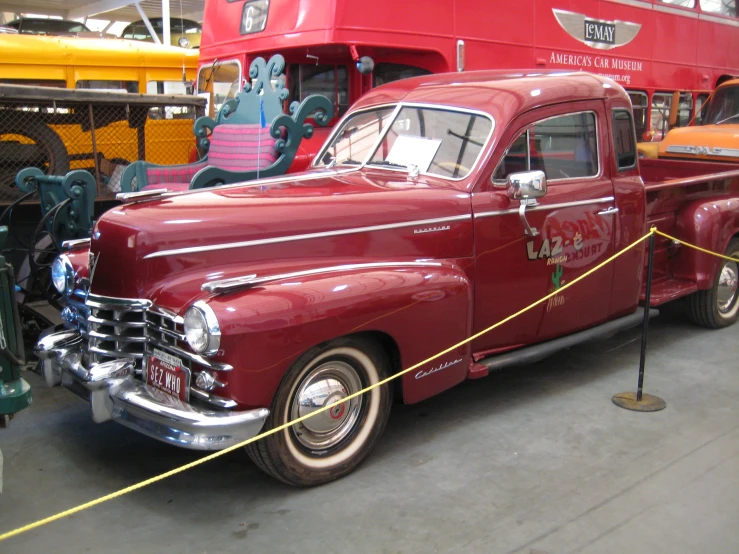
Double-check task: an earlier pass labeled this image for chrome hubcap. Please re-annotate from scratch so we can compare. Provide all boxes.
[717,261,738,314]
[291,360,363,452]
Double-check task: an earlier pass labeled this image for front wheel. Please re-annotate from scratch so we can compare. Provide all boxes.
[246,336,393,486]
[686,239,739,329]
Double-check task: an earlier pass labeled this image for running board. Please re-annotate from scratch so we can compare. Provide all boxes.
[472,308,658,376]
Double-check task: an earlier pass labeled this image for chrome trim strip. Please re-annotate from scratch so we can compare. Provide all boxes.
[86,294,152,310]
[87,315,146,328]
[604,0,649,8]
[190,388,238,409]
[146,323,186,342]
[89,330,147,343]
[145,214,472,259]
[145,340,233,372]
[116,188,169,203]
[666,145,739,157]
[699,13,739,28]
[153,168,362,199]
[654,4,698,18]
[62,238,91,250]
[90,346,145,359]
[203,262,445,294]
[475,196,615,219]
[146,306,184,324]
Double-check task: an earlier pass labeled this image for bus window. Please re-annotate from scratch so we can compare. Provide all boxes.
[694,93,710,125]
[658,0,695,7]
[197,61,241,115]
[76,80,139,93]
[650,92,692,137]
[699,0,736,16]
[0,79,66,88]
[147,81,190,95]
[373,64,432,87]
[627,91,648,138]
[289,64,349,118]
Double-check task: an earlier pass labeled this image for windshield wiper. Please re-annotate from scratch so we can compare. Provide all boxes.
[716,114,739,125]
[366,160,407,168]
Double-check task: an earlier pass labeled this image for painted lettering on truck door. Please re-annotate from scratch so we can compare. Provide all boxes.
[471,101,616,352]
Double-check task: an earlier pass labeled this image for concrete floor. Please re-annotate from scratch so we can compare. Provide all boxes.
[1,312,738,553]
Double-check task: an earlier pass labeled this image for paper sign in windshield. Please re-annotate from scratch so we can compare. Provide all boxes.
[386,136,442,173]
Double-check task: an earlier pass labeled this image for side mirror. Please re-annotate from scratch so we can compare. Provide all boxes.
[506,170,547,201]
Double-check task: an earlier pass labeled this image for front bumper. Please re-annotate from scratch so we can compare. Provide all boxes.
[36,329,269,451]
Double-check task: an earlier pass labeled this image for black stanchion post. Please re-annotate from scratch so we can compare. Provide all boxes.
[613,230,666,412]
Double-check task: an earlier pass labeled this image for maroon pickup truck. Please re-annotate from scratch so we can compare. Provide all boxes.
[37,71,739,486]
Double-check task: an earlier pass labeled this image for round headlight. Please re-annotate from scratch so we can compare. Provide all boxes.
[178,36,190,48]
[51,254,73,296]
[184,301,221,355]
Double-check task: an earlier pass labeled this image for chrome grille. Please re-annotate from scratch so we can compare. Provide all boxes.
[62,293,233,408]
[88,301,148,367]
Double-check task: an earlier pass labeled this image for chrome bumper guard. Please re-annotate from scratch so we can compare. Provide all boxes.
[36,330,269,451]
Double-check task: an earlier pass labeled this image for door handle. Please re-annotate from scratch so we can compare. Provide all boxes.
[597,207,619,216]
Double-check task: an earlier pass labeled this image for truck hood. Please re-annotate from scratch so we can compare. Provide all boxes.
[89,169,473,311]
[659,124,739,161]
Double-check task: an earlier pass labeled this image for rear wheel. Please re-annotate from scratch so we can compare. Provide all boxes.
[246,336,392,486]
[686,239,739,328]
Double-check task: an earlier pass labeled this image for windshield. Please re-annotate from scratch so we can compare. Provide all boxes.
[10,19,90,35]
[316,104,493,179]
[702,85,739,125]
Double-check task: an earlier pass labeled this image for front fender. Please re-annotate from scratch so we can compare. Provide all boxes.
[208,260,473,408]
[674,194,739,288]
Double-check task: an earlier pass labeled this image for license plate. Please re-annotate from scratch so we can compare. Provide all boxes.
[145,349,189,401]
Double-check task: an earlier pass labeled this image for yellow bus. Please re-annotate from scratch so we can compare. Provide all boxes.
[0,34,200,199]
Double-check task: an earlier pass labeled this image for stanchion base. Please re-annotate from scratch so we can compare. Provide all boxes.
[612,392,666,412]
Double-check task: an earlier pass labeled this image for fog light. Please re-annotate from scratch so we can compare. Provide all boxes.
[195,370,216,391]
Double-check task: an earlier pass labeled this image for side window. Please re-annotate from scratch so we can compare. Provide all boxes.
[493,112,599,182]
[694,93,710,125]
[627,91,648,139]
[613,109,637,170]
[531,112,598,179]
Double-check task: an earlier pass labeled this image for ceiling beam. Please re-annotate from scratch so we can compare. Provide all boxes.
[66,0,136,20]
[0,3,66,16]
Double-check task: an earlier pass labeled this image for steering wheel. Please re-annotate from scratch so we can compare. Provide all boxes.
[435,161,471,177]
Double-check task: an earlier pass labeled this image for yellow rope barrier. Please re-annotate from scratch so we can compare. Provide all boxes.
[0,229,655,542]
[653,229,739,263]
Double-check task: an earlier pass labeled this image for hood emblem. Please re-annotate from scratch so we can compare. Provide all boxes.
[553,9,641,50]
[87,251,99,297]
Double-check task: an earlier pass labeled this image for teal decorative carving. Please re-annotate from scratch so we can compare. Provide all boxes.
[15,167,96,243]
[118,54,333,193]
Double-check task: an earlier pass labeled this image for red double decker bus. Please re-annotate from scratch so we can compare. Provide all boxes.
[198,0,739,166]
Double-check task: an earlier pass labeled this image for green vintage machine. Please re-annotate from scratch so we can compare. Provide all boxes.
[0,226,31,427]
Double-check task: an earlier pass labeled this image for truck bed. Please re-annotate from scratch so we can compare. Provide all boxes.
[640,158,739,187]
[639,157,739,306]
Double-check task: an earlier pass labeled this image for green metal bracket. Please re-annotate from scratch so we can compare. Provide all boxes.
[15,167,97,243]
[0,227,32,422]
